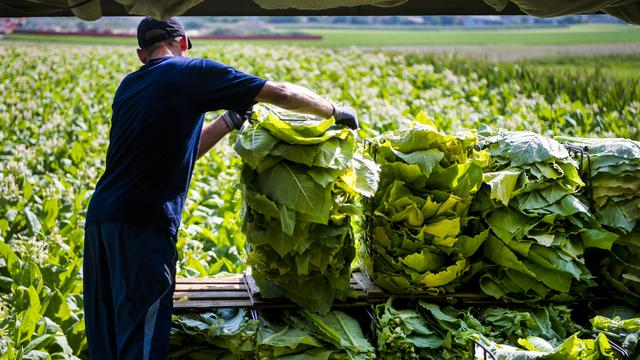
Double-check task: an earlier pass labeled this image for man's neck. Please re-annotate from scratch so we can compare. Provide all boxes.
[149,47,176,61]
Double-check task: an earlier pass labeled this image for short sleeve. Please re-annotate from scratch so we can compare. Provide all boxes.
[186,58,267,114]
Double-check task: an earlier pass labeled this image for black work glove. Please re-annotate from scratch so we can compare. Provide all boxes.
[221,110,249,130]
[332,105,358,130]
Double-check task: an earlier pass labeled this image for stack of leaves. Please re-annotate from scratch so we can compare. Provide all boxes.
[375,299,485,359]
[365,113,490,295]
[482,305,582,346]
[256,309,375,359]
[376,299,622,360]
[234,105,379,313]
[169,309,375,360]
[474,305,615,360]
[169,309,258,359]
[481,332,617,359]
[473,127,607,302]
[557,137,640,302]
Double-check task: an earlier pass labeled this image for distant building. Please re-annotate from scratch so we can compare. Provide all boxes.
[461,16,503,27]
[0,18,23,34]
[404,16,424,25]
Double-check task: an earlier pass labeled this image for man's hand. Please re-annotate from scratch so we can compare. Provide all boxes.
[221,110,247,131]
[197,110,249,159]
[332,106,358,130]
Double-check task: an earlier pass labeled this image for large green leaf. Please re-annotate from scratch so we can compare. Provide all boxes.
[380,162,425,187]
[234,126,280,169]
[256,163,332,223]
[486,208,534,243]
[483,235,535,277]
[17,286,42,345]
[384,124,442,153]
[418,258,468,288]
[391,148,444,177]
[278,204,296,236]
[491,131,573,167]
[263,112,335,138]
[42,198,59,230]
[483,170,521,206]
[401,249,444,273]
[597,203,636,233]
[422,218,460,239]
[244,188,279,219]
[340,153,380,198]
[261,113,350,145]
[0,241,20,278]
[313,137,356,170]
[302,310,374,353]
[271,143,319,167]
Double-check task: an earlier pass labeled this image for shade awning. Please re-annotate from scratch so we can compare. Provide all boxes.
[0,0,526,17]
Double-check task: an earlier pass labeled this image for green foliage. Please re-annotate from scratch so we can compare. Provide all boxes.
[169,309,258,359]
[591,311,640,358]
[8,23,640,48]
[236,106,379,313]
[471,127,621,302]
[557,137,640,303]
[0,239,85,358]
[169,308,375,359]
[1,41,639,358]
[365,114,489,294]
[376,299,624,360]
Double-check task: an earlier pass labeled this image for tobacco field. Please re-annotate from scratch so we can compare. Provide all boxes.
[1,43,639,359]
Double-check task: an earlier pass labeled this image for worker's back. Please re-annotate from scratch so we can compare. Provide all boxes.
[86,56,265,235]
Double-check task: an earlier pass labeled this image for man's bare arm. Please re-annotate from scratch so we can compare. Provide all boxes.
[197,114,231,159]
[255,82,334,118]
[198,81,359,159]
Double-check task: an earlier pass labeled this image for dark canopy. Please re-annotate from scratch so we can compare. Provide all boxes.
[0,0,636,25]
[0,0,535,18]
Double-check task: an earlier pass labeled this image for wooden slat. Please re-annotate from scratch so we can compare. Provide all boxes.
[173,291,249,300]
[175,283,246,291]
[174,300,254,310]
[176,277,244,284]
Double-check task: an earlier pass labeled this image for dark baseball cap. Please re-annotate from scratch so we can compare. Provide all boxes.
[137,17,192,49]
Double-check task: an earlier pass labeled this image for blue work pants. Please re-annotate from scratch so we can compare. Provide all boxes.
[83,222,177,360]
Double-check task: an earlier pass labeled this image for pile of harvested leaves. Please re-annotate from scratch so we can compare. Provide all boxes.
[558,137,640,303]
[471,127,615,302]
[364,114,489,295]
[235,105,379,313]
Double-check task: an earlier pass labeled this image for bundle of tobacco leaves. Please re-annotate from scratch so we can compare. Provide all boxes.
[235,105,379,313]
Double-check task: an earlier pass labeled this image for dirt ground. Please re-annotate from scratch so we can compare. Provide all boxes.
[364,43,640,61]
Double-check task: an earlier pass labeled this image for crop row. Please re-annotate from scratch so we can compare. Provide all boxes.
[0,43,638,357]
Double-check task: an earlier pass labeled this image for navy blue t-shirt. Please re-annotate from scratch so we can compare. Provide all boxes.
[86,56,266,235]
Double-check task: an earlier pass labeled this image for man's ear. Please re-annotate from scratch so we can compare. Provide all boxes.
[180,35,188,52]
[136,48,147,64]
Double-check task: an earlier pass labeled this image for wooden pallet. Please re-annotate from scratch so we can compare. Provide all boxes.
[173,270,385,312]
[172,271,515,312]
[173,276,252,311]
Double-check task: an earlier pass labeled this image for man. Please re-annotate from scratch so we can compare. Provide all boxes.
[83,17,357,360]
